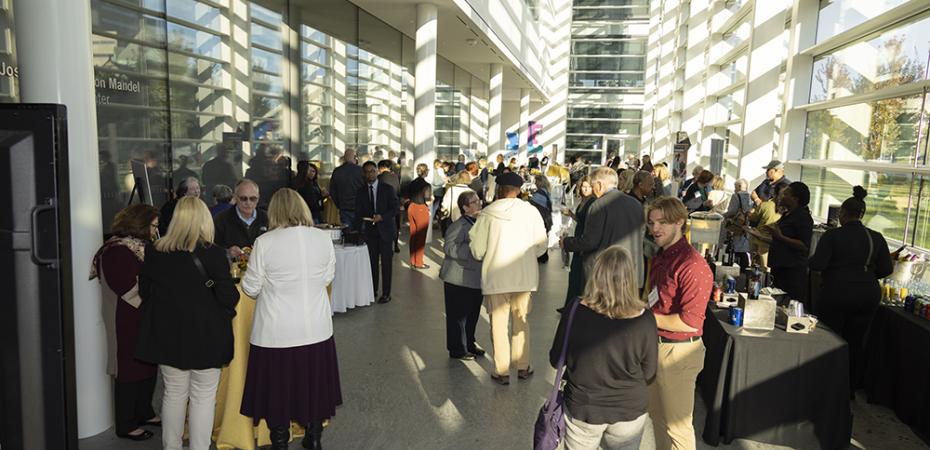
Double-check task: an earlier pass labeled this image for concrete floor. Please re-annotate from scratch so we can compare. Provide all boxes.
[79,238,928,450]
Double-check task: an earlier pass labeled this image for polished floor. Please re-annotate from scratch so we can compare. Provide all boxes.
[80,237,927,450]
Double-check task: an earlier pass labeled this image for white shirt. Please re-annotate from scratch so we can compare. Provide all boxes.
[241,226,336,348]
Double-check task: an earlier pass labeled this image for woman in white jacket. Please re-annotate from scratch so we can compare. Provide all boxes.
[240,188,340,450]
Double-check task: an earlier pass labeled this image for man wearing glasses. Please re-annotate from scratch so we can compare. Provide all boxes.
[214,178,269,257]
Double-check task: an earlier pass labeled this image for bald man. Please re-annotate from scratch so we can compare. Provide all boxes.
[329,148,365,225]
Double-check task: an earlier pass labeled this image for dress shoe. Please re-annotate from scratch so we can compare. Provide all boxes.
[117,429,154,441]
[467,346,486,357]
[394,245,401,253]
[377,295,392,304]
[414,264,430,270]
[450,352,475,361]
[490,373,510,385]
[518,366,535,380]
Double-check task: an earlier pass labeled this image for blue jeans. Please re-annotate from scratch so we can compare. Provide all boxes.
[339,209,355,227]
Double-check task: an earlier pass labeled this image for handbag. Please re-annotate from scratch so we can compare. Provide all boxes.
[533,297,582,450]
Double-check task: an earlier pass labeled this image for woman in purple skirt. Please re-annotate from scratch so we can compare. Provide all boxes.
[240,188,341,450]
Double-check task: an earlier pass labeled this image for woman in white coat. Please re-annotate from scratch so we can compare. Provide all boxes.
[240,188,340,450]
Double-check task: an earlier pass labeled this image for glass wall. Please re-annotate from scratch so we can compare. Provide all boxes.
[566,0,648,164]
[91,0,484,231]
[0,0,19,103]
[802,6,930,248]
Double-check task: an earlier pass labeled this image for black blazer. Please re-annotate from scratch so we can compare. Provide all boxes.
[135,243,239,370]
[563,189,645,288]
[353,181,399,241]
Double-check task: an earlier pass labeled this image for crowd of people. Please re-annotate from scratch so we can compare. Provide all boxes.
[90,144,896,450]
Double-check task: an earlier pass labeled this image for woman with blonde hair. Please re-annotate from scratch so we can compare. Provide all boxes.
[549,245,658,450]
[240,188,341,450]
[136,197,239,450]
[440,170,475,234]
[707,175,731,214]
[652,164,672,197]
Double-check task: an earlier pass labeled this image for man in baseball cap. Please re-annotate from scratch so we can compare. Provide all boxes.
[752,159,790,205]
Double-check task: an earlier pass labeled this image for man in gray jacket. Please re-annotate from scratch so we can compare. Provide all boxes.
[561,167,645,290]
[439,191,485,360]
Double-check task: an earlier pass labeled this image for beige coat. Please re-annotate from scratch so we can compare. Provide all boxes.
[469,198,548,295]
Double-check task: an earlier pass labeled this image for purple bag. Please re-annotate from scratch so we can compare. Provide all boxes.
[534,298,581,450]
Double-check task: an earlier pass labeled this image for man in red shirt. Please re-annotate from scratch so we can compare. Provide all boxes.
[646,197,713,450]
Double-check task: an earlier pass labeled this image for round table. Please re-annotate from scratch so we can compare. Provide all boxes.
[331,244,375,313]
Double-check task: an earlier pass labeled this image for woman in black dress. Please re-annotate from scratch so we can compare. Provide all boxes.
[767,182,814,308]
[136,197,239,450]
[809,186,893,390]
[562,177,595,309]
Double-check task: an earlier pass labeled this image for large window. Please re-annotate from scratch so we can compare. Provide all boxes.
[816,0,907,43]
[810,13,930,103]
[802,10,930,249]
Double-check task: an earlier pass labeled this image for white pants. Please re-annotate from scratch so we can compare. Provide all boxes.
[160,365,221,450]
[564,411,647,450]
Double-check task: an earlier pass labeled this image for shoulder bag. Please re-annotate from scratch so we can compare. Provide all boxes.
[191,250,236,318]
[534,298,582,450]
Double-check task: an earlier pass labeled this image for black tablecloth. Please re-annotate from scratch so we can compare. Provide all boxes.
[864,306,930,444]
[700,308,852,449]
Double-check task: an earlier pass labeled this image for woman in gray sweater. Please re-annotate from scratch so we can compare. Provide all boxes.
[440,190,486,360]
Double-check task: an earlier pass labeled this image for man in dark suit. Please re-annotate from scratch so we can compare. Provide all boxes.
[329,148,365,226]
[561,166,645,289]
[378,159,402,253]
[355,161,400,304]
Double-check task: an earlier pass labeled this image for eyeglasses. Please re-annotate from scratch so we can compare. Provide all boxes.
[238,196,259,203]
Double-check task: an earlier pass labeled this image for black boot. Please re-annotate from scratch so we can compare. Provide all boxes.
[301,420,324,450]
[270,425,290,450]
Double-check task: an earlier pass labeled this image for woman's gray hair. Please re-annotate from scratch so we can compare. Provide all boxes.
[534,174,550,192]
[212,184,233,203]
[734,178,748,192]
[456,190,479,212]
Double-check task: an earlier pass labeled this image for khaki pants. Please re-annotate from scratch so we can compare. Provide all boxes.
[485,292,532,376]
[647,340,705,450]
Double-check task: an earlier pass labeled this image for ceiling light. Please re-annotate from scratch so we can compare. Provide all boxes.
[465,38,478,46]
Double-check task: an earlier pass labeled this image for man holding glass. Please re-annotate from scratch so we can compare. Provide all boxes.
[214,178,269,257]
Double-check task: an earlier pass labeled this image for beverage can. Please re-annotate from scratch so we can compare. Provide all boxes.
[729,307,744,327]
[712,285,722,303]
[726,278,737,294]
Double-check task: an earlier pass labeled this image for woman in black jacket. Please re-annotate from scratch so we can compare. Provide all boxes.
[136,196,239,450]
[810,186,893,391]
[549,245,657,449]
[561,177,595,310]
[293,161,326,224]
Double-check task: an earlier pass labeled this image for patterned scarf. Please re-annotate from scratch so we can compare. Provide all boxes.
[88,236,147,280]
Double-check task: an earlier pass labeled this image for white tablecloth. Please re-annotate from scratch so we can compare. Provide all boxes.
[331,244,374,313]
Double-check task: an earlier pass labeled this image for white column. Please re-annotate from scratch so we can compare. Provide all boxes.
[414,3,438,168]
[519,88,530,161]
[488,63,503,157]
[13,0,108,439]
[737,0,791,186]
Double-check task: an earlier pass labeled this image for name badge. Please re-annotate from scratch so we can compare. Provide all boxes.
[648,287,660,308]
